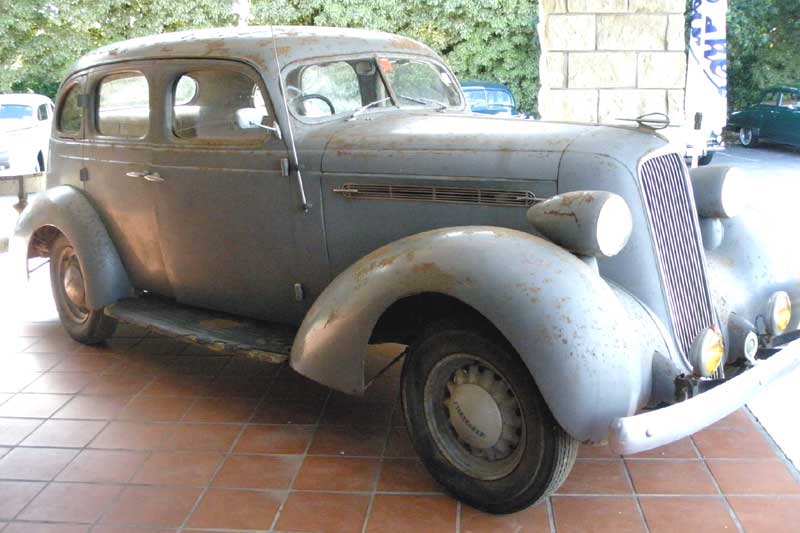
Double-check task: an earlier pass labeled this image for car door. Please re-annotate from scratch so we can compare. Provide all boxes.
[84,64,173,297]
[148,59,302,324]
[774,90,800,146]
[757,90,781,139]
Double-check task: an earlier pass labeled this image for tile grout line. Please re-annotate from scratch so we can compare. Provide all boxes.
[177,354,284,532]
[268,370,333,533]
[88,334,163,529]
[4,334,141,525]
[689,435,745,533]
[362,398,397,533]
[620,457,651,533]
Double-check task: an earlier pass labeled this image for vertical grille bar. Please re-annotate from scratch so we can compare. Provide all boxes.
[639,153,715,356]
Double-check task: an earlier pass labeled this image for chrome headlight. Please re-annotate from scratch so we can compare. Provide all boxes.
[689,326,725,377]
[527,191,633,258]
[766,291,792,334]
[690,166,749,219]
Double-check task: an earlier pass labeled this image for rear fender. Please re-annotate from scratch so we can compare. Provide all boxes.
[291,226,646,443]
[11,185,131,310]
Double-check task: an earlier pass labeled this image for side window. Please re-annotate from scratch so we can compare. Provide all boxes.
[58,84,83,134]
[37,104,49,121]
[780,92,799,109]
[97,72,150,138]
[760,91,779,106]
[172,69,270,141]
[488,90,513,106]
[292,61,363,118]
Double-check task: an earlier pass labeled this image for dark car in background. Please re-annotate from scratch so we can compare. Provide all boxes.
[728,86,800,148]
[462,81,520,116]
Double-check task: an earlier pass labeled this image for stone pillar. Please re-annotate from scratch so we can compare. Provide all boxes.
[537,0,687,126]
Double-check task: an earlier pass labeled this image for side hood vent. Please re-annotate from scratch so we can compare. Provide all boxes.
[333,183,538,208]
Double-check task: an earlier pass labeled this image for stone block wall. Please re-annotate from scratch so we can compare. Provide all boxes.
[537,0,687,125]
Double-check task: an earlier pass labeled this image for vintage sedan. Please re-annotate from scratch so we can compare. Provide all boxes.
[728,85,800,147]
[12,27,800,514]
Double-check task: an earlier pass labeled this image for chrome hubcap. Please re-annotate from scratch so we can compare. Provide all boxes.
[63,260,86,308]
[424,354,525,480]
[740,128,751,145]
[57,247,89,324]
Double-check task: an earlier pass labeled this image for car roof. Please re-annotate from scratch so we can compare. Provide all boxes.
[69,25,438,77]
[461,81,512,92]
[765,85,800,93]
[0,93,53,106]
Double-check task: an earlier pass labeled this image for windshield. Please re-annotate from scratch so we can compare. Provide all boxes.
[378,57,461,108]
[0,104,33,120]
[285,56,462,121]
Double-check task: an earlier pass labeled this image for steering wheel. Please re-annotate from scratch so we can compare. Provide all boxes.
[293,93,336,116]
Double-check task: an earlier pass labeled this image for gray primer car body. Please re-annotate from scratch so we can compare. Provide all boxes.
[12,26,800,449]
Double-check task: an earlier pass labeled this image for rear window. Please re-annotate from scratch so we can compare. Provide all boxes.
[0,105,33,120]
[97,72,150,138]
[58,85,83,134]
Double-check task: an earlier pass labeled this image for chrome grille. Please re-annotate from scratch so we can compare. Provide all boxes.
[639,153,715,356]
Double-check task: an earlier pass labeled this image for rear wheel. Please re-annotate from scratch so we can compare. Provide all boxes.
[50,234,117,343]
[739,127,758,147]
[401,320,578,514]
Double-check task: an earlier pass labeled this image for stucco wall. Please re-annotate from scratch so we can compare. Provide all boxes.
[537,0,687,126]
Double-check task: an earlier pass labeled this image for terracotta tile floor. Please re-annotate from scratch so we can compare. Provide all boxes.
[0,322,798,532]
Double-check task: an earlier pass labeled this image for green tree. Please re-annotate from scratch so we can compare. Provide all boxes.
[0,0,235,97]
[727,0,800,110]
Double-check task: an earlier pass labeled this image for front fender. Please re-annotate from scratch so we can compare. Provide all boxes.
[707,205,800,335]
[11,185,131,310]
[291,226,646,443]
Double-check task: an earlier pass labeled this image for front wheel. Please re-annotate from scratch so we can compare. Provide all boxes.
[50,234,117,343]
[739,127,759,147]
[697,151,715,166]
[401,320,578,514]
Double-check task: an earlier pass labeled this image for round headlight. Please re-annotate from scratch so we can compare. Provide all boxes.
[690,166,749,219]
[596,194,634,257]
[767,291,791,334]
[527,191,633,258]
[689,326,724,377]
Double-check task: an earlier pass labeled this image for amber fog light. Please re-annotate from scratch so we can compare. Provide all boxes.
[689,326,724,377]
[766,291,791,334]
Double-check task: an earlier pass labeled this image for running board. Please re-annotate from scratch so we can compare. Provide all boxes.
[105,297,295,363]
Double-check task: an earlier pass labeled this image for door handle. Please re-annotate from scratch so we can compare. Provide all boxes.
[142,172,164,182]
[125,170,164,182]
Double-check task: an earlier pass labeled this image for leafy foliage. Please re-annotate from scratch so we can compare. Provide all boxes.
[0,0,235,97]
[0,0,539,113]
[727,0,800,110]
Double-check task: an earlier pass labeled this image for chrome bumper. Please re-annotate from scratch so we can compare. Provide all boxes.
[610,340,800,455]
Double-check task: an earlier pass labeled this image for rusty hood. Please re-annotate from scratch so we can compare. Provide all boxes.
[319,112,598,180]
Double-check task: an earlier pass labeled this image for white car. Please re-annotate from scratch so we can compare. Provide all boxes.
[0,93,54,175]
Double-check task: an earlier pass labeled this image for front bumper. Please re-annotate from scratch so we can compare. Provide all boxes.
[609,340,800,454]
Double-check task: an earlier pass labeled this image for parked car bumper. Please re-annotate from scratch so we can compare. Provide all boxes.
[609,340,800,454]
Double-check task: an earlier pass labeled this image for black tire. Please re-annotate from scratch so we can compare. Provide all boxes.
[50,234,117,343]
[697,151,715,166]
[739,127,759,147]
[401,319,578,514]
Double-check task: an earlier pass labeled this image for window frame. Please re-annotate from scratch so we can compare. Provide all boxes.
[283,52,465,125]
[55,77,86,139]
[165,60,277,148]
[93,69,152,141]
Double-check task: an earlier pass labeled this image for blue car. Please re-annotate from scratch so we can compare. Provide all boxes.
[461,81,520,116]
